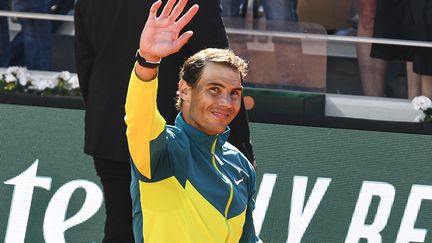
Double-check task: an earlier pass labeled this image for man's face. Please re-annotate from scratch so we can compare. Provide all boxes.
[181,62,243,135]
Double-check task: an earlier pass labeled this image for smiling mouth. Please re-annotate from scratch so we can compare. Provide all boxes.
[211,111,230,119]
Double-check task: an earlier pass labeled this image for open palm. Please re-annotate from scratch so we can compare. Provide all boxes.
[139,0,199,60]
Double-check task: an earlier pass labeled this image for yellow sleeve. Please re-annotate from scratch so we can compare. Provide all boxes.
[124,68,166,179]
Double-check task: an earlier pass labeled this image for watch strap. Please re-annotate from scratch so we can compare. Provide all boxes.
[135,50,161,68]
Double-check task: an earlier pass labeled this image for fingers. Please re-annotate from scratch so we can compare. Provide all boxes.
[175,4,199,30]
[148,0,162,20]
[159,0,177,18]
[170,0,188,20]
[173,31,194,52]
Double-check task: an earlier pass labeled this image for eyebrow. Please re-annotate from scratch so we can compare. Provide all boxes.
[207,82,243,91]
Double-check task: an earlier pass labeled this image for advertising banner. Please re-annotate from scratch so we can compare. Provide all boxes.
[1,104,431,242]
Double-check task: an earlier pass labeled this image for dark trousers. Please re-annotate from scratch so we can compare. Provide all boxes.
[94,158,134,243]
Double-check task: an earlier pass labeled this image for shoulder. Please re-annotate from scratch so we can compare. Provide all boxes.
[166,125,190,148]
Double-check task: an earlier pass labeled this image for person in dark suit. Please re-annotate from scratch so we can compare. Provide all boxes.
[74,0,255,242]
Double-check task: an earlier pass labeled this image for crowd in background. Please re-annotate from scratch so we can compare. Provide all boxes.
[1,0,430,98]
[0,0,74,70]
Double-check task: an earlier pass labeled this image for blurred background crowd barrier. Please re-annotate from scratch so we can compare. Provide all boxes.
[1,0,431,101]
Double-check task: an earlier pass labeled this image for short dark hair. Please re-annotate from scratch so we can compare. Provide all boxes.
[176,48,248,110]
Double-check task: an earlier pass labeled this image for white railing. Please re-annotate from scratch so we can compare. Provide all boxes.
[225,28,432,48]
[0,10,73,22]
[1,10,432,48]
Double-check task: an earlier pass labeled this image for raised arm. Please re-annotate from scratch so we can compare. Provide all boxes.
[135,0,198,81]
[125,0,198,179]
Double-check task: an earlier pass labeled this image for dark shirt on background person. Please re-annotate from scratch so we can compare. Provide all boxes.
[74,0,255,242]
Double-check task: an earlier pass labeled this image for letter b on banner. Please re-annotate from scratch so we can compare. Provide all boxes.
[345,181,395,243]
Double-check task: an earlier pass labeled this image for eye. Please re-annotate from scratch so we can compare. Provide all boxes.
[230,90,241,98]
[209,87,220,94]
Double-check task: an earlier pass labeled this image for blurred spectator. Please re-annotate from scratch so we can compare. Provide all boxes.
[0,0,10,66]
[0,0,53,70]
[221,0,298,21]
[74,0,144,241]
[221,0,328,92]
[356,0,387,97]
[262,0,298,21]
[50,0,74,30]
[371,0,432,98]
[358,0,432,98]
[220,0,245,17]
[1,0,74,70]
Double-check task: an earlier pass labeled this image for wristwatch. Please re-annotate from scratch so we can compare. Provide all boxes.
[135,49,161,68]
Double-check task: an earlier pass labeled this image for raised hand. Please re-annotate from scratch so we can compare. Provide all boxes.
[138,0,199,62]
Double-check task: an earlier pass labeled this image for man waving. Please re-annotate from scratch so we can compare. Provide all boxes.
[125,0,261,242]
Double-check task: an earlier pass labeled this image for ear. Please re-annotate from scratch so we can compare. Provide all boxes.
[178,79,192,101]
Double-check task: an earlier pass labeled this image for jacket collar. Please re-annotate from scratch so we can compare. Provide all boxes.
[175,113,230,152]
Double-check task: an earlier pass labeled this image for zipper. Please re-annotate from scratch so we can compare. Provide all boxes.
[211,136,234,242]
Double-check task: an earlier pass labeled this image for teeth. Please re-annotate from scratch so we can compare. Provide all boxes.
[213,112,228,118]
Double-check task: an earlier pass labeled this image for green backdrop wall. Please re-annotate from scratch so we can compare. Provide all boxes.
[1,103,432,243]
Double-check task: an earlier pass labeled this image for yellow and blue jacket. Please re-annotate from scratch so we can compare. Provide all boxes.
[125,70,261,243]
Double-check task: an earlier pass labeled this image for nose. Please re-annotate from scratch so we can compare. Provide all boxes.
[218,93,232,107]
